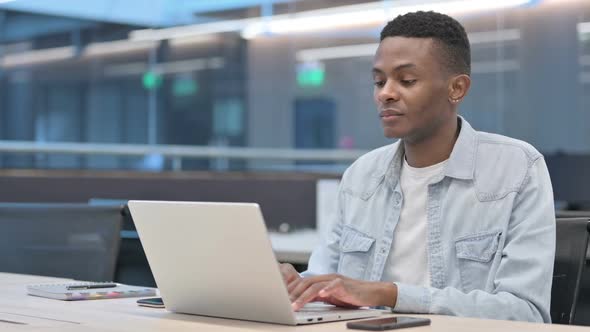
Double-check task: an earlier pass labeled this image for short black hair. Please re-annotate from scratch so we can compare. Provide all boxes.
[380,11,471,75]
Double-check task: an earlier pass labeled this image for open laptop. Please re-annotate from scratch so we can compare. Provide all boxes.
[128,200,382,325]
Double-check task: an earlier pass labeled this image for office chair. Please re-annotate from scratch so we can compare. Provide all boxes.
[0,203,123,281]
[88,199,156,287]
[555,211,590,325]
[551,217,590,324]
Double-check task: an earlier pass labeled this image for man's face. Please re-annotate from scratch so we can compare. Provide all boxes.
[372,37,455,142]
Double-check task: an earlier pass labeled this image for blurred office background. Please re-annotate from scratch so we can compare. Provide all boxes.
[1,2,590,321]
[0,0,586,205]
[0,0,586,167]
[0,0,589,205]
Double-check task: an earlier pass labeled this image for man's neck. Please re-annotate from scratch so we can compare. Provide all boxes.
[403,116,460,168]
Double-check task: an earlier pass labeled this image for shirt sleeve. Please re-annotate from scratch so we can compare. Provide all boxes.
[394,157,556,323]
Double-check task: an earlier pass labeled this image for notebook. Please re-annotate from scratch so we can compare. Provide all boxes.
[27,281,156,301]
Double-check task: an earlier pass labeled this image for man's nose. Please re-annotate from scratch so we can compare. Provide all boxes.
[378,82,400,103]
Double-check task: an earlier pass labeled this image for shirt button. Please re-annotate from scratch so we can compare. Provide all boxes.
[381,248,387,254]
[393,191,402,206]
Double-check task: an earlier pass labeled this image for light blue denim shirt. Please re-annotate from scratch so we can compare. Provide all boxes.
[304,117,556,323]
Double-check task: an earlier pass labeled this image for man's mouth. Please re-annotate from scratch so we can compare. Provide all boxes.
[379,109,404,119]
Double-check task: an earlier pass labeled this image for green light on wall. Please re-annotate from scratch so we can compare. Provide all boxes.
[297,69,325,87]
[297,61,325,87]
[142,71,162,90]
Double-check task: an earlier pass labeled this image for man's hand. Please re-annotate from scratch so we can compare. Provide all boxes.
[279,263,301,285]
[287,274,398,311]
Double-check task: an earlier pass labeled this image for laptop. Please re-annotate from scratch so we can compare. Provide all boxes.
[128,200,382,325]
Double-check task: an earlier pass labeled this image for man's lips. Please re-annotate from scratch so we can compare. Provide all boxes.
[379,109,404,118]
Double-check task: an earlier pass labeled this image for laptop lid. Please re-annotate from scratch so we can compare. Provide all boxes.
[128,200,298,325]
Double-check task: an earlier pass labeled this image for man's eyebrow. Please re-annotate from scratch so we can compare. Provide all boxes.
[371,68,384,75]
[372,63,417,75]
[394,63,417,71]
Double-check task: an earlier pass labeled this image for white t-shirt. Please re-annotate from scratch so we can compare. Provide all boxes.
[381,157,448,287]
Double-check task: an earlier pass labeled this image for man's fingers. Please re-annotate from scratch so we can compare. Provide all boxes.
[291,283,325,311]
[289,274,341,300]
[285,273,298,284]
[290,278,311,302]
[287,274,366,310]
[318,278,343,297]
[289,275,332,302]
[279,263,301,286]
[319,278,364,309]
[279,263,300,284]
[287,277,303,293]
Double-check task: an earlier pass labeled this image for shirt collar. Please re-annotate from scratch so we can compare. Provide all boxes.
[384,116,477,188]
[444,116,477,180]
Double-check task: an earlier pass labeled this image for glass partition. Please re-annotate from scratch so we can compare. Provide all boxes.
[0,0,588,172]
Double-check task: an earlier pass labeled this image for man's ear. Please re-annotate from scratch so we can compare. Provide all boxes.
[447,74,471,104]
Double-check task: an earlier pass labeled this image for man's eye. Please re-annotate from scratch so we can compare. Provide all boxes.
[401,79,417,86]
[373,81,385,87]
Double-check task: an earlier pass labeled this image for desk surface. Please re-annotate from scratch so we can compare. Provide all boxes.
[121,229,317,265]
[1,273,589,332]
[269,229,318,264]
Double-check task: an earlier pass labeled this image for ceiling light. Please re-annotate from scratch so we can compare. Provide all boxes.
[242,0,533,39]
[297,44,378,62]
[296,29,521,62]
[471,59,520,74]
[83,40,157,57]
[169,35,219,48]
[103,57,224,77]
[130,18,258,41]
[129,0,534,41]
[0,46,75,68]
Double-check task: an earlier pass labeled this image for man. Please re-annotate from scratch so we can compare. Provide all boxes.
[280,11,555,323]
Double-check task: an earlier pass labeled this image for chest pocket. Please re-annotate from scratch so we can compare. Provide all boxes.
[455,231,502,293]
[338,226,375,280]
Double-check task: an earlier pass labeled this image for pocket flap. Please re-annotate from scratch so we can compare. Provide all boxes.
[343,174,384,201]
[340,227,375,253]
[455,231,501,263]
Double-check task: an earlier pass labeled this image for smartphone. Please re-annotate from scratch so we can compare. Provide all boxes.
[136,297,164,308]
[347,316,431,330]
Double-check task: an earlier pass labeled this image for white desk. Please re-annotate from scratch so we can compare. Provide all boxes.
[269,229,319,264]
[1,273,588,332]
[122,229,318,265]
